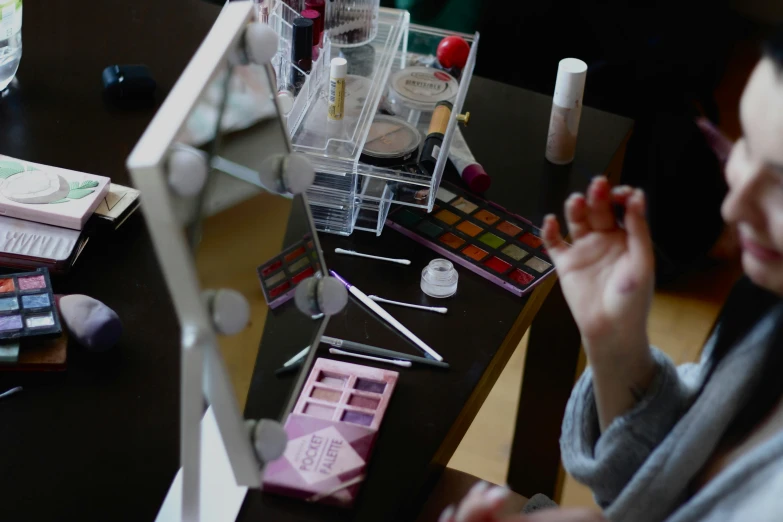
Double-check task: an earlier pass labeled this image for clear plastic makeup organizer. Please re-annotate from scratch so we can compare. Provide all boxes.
[268,2,479,235]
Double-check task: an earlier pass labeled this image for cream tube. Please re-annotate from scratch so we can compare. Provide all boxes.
[449,126,491,193]
[545,58,587,165]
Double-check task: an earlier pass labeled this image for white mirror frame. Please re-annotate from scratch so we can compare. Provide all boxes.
[127,3,327,521]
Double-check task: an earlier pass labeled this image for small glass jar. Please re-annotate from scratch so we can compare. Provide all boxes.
[420,259,458,298]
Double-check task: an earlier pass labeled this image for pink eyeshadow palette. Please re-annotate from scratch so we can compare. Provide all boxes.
[263,358,399,507]
[0,268,61,340]
[387,182,556,297]
[257,235,322,309]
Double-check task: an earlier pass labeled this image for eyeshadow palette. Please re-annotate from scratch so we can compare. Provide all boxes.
[257,235,322,309]
[0,268,61,340]
[387,183,556,297]
[263,358,398,507]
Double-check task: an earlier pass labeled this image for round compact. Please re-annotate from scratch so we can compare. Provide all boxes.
[420,259,459,298]
[360,115,422,167]
[389,66,459,112]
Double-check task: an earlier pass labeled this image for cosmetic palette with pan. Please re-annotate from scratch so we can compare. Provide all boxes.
[386,183,556,297]
[263,358,398,507]
[257,235,322,309]
[0,268,61,340]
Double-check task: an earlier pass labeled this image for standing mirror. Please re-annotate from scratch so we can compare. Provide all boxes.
[127,3,346,521]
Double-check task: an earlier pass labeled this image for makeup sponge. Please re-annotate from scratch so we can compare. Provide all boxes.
[58,294,122,352]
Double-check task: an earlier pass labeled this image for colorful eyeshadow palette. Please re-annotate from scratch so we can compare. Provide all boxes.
[263,358,398,507]
[0,268,61,340]
[257,235,322,309]
[387,183,556,297]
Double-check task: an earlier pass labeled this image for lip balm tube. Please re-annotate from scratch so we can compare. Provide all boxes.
[545,58,587,165]
[328,58,347,121]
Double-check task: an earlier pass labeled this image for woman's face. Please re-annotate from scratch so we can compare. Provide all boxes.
[723,57,783,295]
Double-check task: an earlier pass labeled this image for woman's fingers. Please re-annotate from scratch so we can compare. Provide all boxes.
[541,214,569,263]
[508,508,607,522]
[586,176,616,231]
[565,193,590,240]
[623,189,653,267]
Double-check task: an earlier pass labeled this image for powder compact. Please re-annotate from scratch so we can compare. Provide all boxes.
[389,66,459,112]
[360,115,422,167]
[0,268,61,340]
[263,358,398,507]
[387,182,557,297]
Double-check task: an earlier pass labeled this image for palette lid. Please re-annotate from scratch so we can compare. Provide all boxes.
[390,67,459,111]
[0,156,111,230]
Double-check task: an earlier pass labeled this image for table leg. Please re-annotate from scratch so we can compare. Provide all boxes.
[506,279,582,500]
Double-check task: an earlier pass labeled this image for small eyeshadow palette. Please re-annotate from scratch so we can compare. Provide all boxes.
[0,268,61,340]
[263,358,398,507]
[257,235,322,309]
[387,183,556,297]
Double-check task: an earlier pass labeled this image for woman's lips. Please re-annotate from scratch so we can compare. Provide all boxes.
[741,236,783,262]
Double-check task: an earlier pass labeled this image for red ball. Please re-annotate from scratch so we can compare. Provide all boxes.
[437,36,470,69]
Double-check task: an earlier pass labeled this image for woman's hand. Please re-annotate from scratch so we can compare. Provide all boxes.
[541,176,658,429]
[438,481,605,522]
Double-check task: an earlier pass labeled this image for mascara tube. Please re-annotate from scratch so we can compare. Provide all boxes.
[418,100,453,176]
[290,17,314,96]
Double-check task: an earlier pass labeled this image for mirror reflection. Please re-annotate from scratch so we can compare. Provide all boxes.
[174,60,326,413]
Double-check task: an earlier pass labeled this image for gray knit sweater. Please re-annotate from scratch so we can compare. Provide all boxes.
[560,308,783,522]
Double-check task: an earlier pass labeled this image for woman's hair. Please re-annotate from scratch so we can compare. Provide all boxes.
[705,30,783,443]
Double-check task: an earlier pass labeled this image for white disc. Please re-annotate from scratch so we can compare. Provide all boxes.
[244,22,279,65]
[168,145,208,198]
[282,153,315,195]
[252,419,288,463]
[209,289,250,335]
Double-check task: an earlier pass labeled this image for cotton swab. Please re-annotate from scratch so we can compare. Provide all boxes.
[334,248,411,265]
[329,348,412,368]
[368,295,448,314]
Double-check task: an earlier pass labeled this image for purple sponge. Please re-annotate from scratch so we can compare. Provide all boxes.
[58,294,122,352]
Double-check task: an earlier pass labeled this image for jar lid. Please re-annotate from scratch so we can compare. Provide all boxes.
[390,66,459,110]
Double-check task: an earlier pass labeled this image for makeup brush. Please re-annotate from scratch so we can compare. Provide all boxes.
[334,248,411,265]
[329,348,412,368]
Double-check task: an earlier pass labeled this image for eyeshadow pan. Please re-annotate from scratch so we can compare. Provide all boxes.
[484,256,511,273]
[501,244,527,261]
[474,209,499,225]
[519,233,544,248]
[462,245,488,261]
[496,221,522,237]
[417,220,444,239]
[509,269,534,286]
[395,208,424,227]
[0,315,22,331]
[0,279,14,293]
[451,197,478,214]
[349,394,381,410]
[264,271,286,287]
[525,257,552,273]
[434,209,460,225]
[478,232,505,249]
[439,232,466,249]
[304,403,336,420]
[355,378,386,393]
[311,387,342,403]
[261,260,282,277]
[436,187,458,203]
[318,371,347,388]
[0,297,18,312]
[21,294,50,309]
[25,313,55,328]
[18,275,46,291]
[284,246,307,264]
[288,256,310,273]
[342,410,374,426]
[292,266,315,285]
[268,281,291,299]
[456,221,483,237]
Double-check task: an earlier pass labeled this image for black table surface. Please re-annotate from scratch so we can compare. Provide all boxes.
[0,2,632,521]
